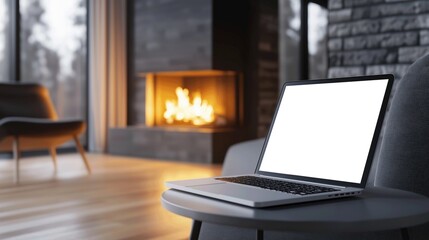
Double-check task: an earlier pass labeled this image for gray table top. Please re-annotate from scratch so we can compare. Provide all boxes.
[162,187,429,233]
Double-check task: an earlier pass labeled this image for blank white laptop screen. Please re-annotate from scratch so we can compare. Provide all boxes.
[259,79,389,183]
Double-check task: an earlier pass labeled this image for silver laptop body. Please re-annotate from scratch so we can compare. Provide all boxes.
[166,75,394,208]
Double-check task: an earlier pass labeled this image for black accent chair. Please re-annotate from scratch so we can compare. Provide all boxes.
[0,83,91,182]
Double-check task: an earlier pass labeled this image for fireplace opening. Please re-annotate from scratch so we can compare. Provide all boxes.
[164,87,215,126]
[145,70,242,128]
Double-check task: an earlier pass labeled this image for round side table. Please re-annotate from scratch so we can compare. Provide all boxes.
[162,187,429,240]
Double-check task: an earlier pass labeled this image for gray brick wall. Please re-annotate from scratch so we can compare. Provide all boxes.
[328,0,429,80]
[256,0,279,137]
[133,0,212,72]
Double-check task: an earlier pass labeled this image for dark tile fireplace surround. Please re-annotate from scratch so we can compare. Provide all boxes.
[108,0,279,163]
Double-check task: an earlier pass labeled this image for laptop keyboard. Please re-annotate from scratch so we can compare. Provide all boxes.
[216,176,340,195]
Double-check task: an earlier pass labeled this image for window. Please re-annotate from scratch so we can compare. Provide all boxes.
[279,0,328,82]
[279,0,301,84]
[20,0,87,121]
[0,0,9,81]
[0,0,88,147]
[308,2,328,79]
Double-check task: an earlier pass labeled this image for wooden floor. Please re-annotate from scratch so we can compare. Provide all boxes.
[0,153,222,240]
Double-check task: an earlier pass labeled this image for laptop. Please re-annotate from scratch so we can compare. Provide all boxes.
[166,74,394,208]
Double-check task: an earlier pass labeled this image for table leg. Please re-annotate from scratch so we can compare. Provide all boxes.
[256,229,264,240]
[190,220,202,240]
[400,228,410,240]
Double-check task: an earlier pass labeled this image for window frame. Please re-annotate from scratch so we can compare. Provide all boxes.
[300,0,328,80]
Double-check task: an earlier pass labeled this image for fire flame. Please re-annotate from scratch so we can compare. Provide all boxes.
[163,87,215,126]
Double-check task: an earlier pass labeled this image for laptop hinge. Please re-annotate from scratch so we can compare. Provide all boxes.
[255,174,346,189]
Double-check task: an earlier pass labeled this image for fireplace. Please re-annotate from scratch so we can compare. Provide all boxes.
[145,70,242,128]
[108,70,246,164]
[108,70,246,163]
[108,0,279,163]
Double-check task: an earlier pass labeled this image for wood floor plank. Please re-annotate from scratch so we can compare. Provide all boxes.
[0,153,221,239]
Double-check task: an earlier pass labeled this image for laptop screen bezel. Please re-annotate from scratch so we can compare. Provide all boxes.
[255,74,394,188]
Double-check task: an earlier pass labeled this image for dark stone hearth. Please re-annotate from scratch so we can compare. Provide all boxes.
[108,127,246,164]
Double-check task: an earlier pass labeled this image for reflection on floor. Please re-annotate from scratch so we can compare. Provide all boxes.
[0,153,222,240]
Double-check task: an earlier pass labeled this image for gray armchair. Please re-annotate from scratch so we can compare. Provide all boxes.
[375,54,429,240]
[196,54,429,239]
[0,83,91,182]
[197,53,429,239]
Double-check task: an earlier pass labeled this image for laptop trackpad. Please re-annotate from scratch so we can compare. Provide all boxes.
[192,182,296,202]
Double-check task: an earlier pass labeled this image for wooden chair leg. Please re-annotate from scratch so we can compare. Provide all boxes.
[13,136,20,183]
[50,147,58,171]
[73,136,92,174]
